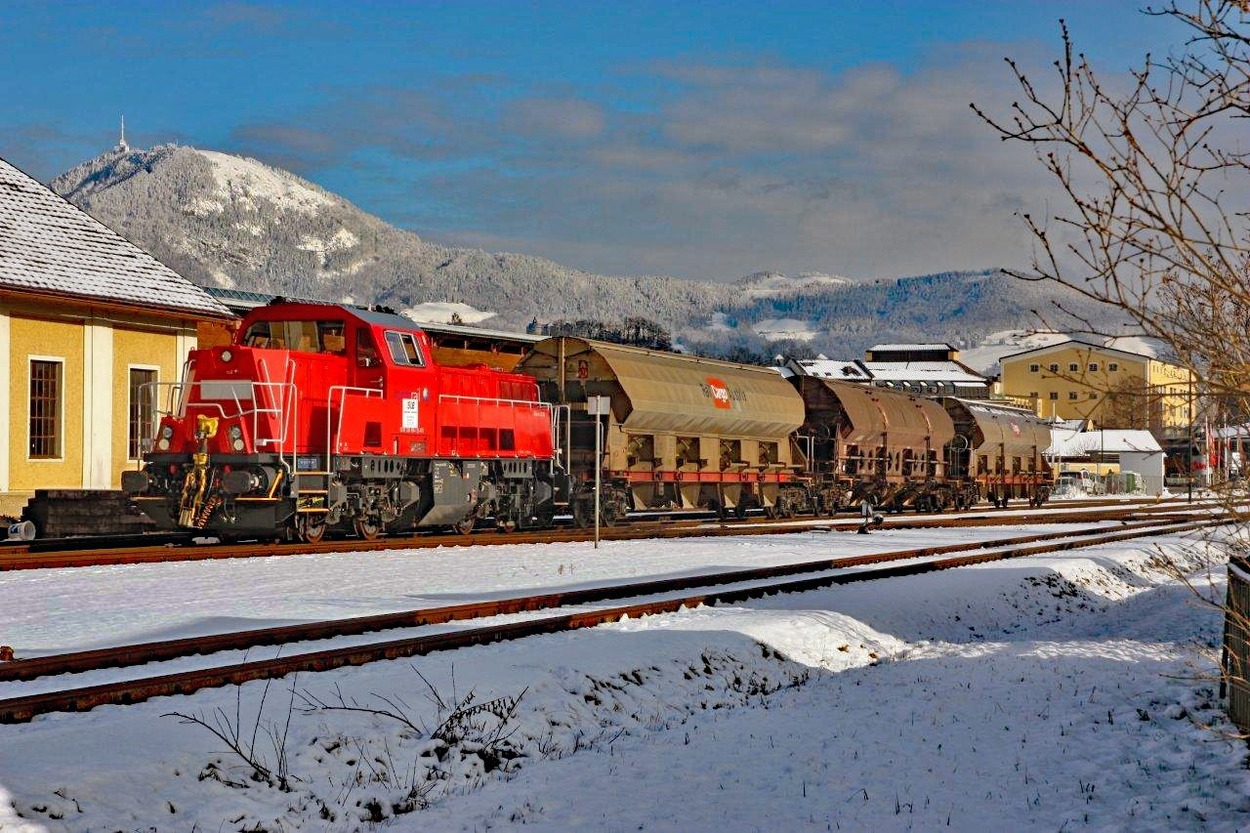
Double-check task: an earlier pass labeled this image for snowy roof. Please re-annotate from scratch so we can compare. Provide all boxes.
[0,156,230,318]
[862,361,988,385]
[868,343,955,352]
[999,338,1160,364]
[791,359,873,381]
[1045,429,1163,457]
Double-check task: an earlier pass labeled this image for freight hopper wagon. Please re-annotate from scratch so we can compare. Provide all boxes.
[793,376,957,512]
[123,302,556,541]
[940,398,1052,508]
[517,337,811,525]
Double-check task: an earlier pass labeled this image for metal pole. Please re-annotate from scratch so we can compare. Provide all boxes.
[587,395,610,549]
[1188,376,1194,503]
[594,410,601,549]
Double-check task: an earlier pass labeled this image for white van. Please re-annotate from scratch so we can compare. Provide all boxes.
[1057,470,1100,494]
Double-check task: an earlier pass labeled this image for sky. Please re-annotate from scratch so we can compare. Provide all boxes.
[0,1,1187,282]
[0,517,1245,829]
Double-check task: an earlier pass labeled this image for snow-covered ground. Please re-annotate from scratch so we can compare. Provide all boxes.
[0,524,1247,831]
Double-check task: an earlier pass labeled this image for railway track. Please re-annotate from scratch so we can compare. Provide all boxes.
[0,513,1223,723]
[0,496,1220,571]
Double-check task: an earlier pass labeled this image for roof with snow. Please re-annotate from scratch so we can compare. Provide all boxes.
[863,361,988,386]
[999,338,1161,364]
[786,356,992,393]
[0,156,230,318]
[1045,430,1163,457]
[868,343,956,353]
[789,358,872,381]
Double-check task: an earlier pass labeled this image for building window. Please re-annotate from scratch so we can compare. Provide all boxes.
[1048,363,1059,372]
[29,359,62,459]
[1068,363,1079,372]
[1029,391,1039,398]
[1089,362,1099,372]
[1108,362,1118,371]
[1089,392,1098,399]
[1049,391,1059,401]
[1068,391,1079,400]
[128,368,157,459]
[1029,363,1040,373]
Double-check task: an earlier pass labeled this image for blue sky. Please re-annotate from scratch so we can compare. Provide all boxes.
[1,1,1177,282]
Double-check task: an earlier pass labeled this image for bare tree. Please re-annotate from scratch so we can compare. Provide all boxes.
[974,0,1250,730]
[971,0,1250,398]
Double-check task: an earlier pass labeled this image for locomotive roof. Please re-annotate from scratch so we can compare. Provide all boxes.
[245,300,424,332]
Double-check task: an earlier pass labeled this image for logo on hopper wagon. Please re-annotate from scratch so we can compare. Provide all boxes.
[701,377,742,409]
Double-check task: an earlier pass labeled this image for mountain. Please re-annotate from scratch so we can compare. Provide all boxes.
[50,144,1115,360]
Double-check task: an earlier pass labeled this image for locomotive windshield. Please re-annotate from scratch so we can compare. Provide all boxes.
[242,319,347,354]
[384,331,425,366]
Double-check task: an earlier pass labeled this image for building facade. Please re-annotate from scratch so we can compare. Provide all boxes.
[0,156,231,517]
[1000,339,1194,435]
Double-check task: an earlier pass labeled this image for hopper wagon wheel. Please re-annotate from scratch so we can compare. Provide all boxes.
[296,515,327,544]
[354,516,383,541]
[572,498,593,529]
[453,516,475,536]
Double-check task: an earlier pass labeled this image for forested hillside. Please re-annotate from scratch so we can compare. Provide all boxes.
[51,144,1115,362]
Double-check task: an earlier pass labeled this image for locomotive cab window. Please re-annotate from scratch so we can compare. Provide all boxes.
[243,320,347,354]
[385,331,425,366]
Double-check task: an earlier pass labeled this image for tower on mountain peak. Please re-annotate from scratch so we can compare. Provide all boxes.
[116,116,129,153]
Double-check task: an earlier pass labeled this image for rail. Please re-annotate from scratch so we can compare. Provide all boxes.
[0,514,1223,722]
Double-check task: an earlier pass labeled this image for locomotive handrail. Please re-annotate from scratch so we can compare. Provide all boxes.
[438,393,555,459]
[327,385,384,457]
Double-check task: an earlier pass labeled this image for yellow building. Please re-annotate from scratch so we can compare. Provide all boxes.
[999,339,1194,435]
[0,156,232,517]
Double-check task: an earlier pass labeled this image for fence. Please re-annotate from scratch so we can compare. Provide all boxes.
[1223,557,1250,732]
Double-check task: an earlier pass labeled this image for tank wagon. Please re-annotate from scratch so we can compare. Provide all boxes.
[941,398,1052,507]
[122,301,556,541]
[793,375,957,512]
[517,337,812,524]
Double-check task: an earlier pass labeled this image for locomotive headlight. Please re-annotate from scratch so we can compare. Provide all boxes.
[157,438,170,451]
[160,425,174,440]
[227,424,245,451]
[220,349,233,363]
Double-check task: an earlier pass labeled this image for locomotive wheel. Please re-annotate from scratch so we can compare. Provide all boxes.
[453,516,475,536]
[354,517,383,541]
[296,515,327,544]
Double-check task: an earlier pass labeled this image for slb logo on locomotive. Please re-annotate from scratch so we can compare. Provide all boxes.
[703,377,733,409]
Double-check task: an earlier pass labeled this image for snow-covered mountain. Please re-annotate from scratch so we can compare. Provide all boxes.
[52,144,740,333]
[50,144,1118,359]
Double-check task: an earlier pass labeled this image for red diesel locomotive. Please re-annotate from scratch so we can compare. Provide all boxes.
[123,301,557,541]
